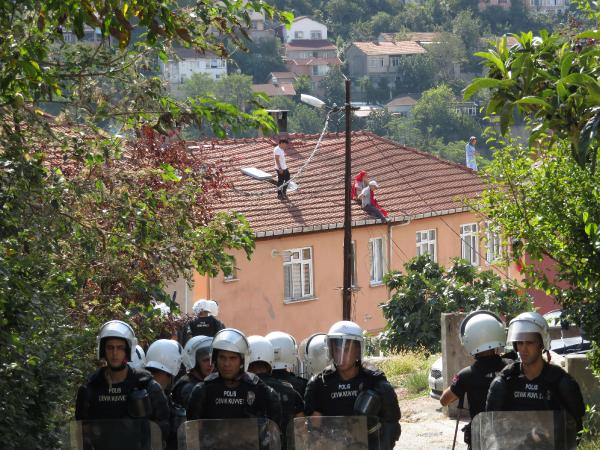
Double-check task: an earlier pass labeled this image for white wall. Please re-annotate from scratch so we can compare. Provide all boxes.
[160,57,227,84]
[284,17,327,42]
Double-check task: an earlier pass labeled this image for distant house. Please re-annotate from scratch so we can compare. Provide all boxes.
[478,0,511,9]
[346,41,427,81]
[247,8,276,41]
[454,101,479,117]
[281,16,328,43]
[252,79,296,97]
[525,0,568,13]
[386,95,418,116]
[284,40,341,91]
[378,32,443,45]
[159,47,227,85]
[166,131,524,341]
[268,72,298,85]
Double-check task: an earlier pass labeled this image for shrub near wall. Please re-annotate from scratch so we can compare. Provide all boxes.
[380,255,533,353]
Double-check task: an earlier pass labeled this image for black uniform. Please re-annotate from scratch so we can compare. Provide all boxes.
[75,367,170,446]
[186,315,225,339]
[305,366,401,450]
[272,368,308,397]
[186,371,282,425]
[257,373,304,447]
[486,361,586,430]
[171,372,203,409]
[449,355,511,447]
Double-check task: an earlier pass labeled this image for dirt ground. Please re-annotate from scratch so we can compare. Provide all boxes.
[394,392,469,450]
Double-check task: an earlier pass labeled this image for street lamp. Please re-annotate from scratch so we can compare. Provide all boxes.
[301,80,354,321]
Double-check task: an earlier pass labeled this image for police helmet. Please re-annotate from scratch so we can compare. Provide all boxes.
[507,311,551,350]
[129,345,146,370]
[192,299,210,315]
[326,320,364,366]
[248,335,275,370]
[211,328,250,371]
[145,339,184,377]
[97,320,138,361]
[303,333,329,378]
[183,335,213,371]
[460,310,506,356]
[265,331,298,370]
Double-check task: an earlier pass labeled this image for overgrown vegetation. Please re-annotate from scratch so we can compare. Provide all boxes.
[0,1,291,448]
[465,0,600,375]
[380,255,533,353]
[372,350,438,398]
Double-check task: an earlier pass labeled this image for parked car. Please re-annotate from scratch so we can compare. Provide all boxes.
[428,356,443,400]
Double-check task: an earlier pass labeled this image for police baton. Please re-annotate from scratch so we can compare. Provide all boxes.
[451,395,465,450]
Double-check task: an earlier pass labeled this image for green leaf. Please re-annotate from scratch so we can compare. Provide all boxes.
[158,50,168,64]
[473,51,507,76]
[463,78,513,100]
[583,211,589,223]
[515,96,552,109]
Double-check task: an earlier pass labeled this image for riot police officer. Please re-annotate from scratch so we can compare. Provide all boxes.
[75,320,170,440]
[145,339,185,450]
[186,299,225,340]
[440,311,513,448]
[266,331,308,397]
[171,335,213,408]
[301,333,329,380]
[486,312,585,430]
[248,335,304,447]
[304,321,401,450]
[186,328,281,424]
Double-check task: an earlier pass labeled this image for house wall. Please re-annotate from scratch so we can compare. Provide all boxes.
[346,46,367,78]
[184,210,520,343]
[283,18,328,42]
[160,57,227,84]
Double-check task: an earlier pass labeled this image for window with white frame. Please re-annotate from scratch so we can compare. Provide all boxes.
[486,223,503,263]
[390,56,402,67]
[310,30,322,39]
[283,247,314,301]
[224,257,238,281]
[416,229,437,262]
[460,223,479,266]
[294,31,304,39]
[368,57,384,68]
[369,237,385,284]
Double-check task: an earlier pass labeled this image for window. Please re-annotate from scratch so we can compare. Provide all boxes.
[368,57,384,68]
[369,237,385,285]
[224,257,238,281]
[283,247,314,301]
[210,59,218,68]
[294,31,304,39]
[460,223,479,266]
[390,56,402,67]
[416,229,437,262]
[310,30,322,40]
[351,241,358,287]
[486,223,503,263]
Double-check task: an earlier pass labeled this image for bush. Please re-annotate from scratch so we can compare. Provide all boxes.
[380,255,533,353]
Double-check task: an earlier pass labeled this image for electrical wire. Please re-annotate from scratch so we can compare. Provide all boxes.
[231,110,333,197]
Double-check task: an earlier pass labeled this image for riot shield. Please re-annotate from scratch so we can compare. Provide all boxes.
[471,410,578,450]
[63,419,162,450]
[178,418,281,450]
[287,416,381,450]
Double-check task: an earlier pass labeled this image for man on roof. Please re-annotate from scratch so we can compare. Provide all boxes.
[358,180,388,222]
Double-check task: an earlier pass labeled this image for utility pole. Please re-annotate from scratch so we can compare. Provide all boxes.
[342,78,352,320]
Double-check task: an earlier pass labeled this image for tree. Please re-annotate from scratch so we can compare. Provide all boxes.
[452,10,484,70]
[381,255,532,353]
[288,104,326,134]
[319,66,346,107]
[0,1,291,447]
[393,54,436,94]
[293,75,313,98]
[230,37,287,83]
[426,33,468,83]
[181,73,217,99]
[464,1,600,372]
[411,85,483,143]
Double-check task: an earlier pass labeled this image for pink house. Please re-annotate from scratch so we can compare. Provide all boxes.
[170,132,529,342]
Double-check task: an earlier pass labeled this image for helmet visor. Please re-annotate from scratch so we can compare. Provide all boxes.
[328,337,361,367]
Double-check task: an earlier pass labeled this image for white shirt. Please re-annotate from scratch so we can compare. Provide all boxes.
[359,186,372,208]
[273,145,287,170]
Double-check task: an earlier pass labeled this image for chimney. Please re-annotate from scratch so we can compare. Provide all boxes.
[263,109,289,138]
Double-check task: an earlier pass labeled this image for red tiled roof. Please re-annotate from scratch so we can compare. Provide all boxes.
[286,40,337,51]
[351,41,427,56]
[386,96,418,107]
[379,32,443,43]
[252,83,296,97]
[188,132,484,236]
